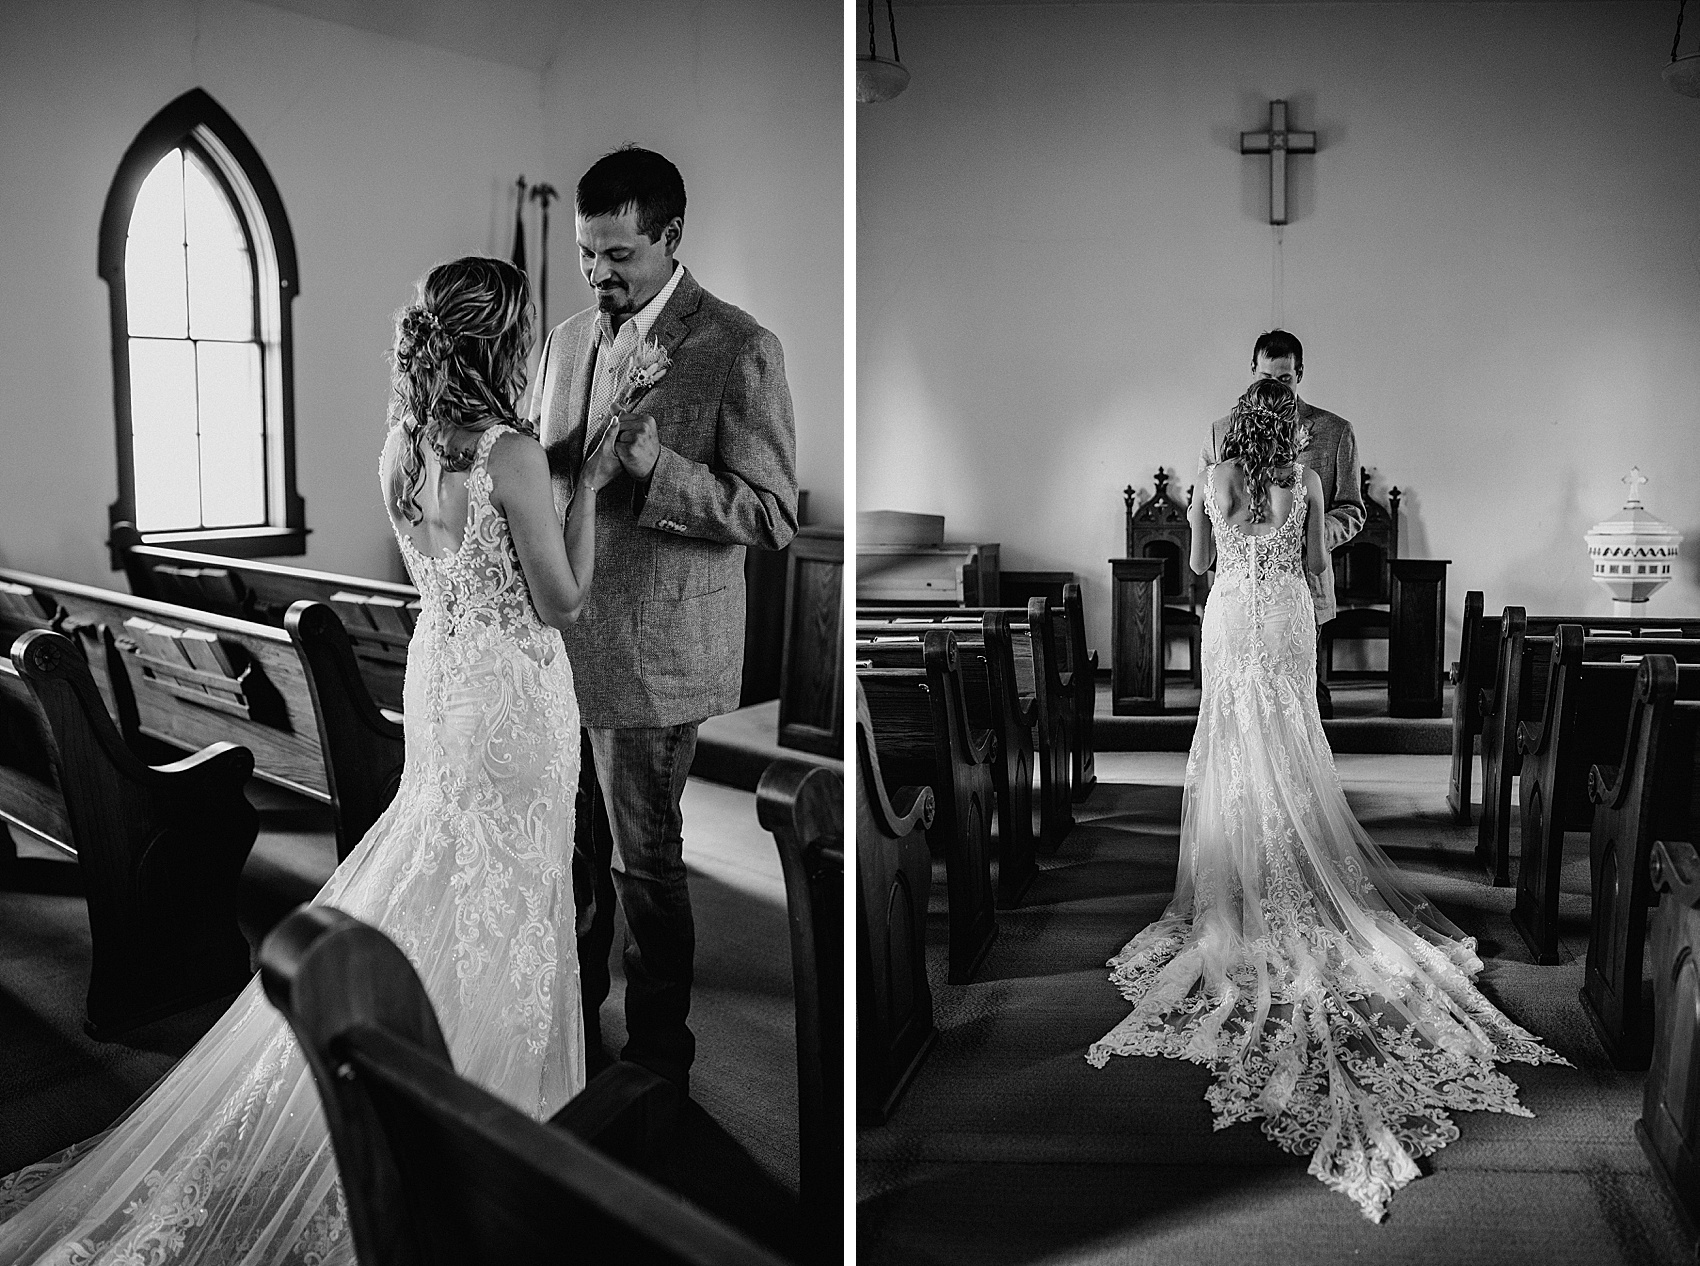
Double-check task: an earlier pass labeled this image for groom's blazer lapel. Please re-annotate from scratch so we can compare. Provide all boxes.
[562,321,597,482]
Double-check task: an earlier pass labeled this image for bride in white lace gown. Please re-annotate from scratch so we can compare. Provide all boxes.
[1086,380,1568,1221]
[0,256,623,1263]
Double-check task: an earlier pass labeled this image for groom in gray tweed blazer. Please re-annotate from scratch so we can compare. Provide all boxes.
[532,148,798,1091]
[1200,330,1363,716]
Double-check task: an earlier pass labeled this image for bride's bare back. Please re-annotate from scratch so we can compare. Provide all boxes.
[383,431,474,559]
[1209,459,1299,536]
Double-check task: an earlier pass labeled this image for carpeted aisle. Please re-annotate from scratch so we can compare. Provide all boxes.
[858,752,1691,1266]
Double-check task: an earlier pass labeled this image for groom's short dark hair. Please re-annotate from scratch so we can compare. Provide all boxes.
[576,146,687,243]
[1251,329,1304,372]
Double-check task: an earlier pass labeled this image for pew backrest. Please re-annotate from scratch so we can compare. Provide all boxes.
[260,905,788,1266]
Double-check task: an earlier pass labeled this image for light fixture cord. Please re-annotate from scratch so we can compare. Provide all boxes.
[867,0,877,58]
[887,0,902,63]
[1675,0,1688,62]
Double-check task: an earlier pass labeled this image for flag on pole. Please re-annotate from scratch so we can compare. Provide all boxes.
[511,175,528,272]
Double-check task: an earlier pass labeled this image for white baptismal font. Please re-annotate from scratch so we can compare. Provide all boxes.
[1585,467,1683,616]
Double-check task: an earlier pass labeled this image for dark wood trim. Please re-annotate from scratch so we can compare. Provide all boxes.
[1109,558,1165,715]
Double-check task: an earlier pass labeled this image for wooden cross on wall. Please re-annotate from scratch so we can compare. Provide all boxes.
[1240,99,1315,226]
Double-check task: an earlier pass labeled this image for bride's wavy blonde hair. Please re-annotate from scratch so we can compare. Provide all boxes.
[1220,379,1309,524]
[388,256,536,524]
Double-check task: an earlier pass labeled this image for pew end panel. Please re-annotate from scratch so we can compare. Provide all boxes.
[1642,838,1700,1245]
[1060,583,1098,798]
[856,680,938,1125]
[858,632,998,986]
[1447,590,1495,824]
[756,758,843,1257]
[1582,656,1698,1070]
[285,601,406,861]
[259,906,787,1266]
[12,628,259,1037]
[1514,632,1700,966]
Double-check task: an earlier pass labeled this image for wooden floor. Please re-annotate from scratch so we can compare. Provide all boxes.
[858,751,1693,1266]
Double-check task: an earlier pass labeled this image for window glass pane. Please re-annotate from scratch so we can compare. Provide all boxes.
[196,342,265,527]
[129,338,200,530]
[126,150,187,339]
[184,152,254,341]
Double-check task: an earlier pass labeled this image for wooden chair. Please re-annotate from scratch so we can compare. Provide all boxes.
[856,681,936,1125]
[1124,469,1207,688]
[858,629,997,984]
[1318,469,1399,683]
[259,904,789,1266]
[756,758,842,1261]
[1582,655,1700,1069]
[1642,836,1700,1239]
[4,628,256,1037]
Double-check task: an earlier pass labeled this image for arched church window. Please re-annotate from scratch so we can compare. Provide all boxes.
[100,89,305,563]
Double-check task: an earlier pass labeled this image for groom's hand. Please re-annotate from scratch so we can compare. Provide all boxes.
[612,411,660,482]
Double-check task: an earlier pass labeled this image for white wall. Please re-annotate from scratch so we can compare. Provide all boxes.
[0,0,841,590]
[540,0,844,529]
[858,2,1700,660]
[0,0,544,584]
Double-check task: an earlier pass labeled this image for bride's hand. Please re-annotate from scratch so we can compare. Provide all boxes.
[579,423,625,494]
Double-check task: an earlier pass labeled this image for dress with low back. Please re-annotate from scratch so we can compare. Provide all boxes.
[0,423,585,1263]
[1087,462,1567,1221]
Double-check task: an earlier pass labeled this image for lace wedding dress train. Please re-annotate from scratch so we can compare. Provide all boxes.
[1086,465,1567,1221]
[0,424,586,1264]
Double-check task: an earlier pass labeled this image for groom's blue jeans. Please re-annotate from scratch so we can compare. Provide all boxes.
[575,723,699,1090]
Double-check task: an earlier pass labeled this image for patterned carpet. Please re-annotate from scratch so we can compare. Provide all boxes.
[858,752,1691,1266]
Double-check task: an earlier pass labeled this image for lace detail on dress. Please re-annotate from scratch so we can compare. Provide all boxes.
[1089,461,1569,1222]
[0,424,585,1265]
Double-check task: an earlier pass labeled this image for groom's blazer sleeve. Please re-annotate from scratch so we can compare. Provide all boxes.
[634,324,799,552]
[1322,419,1364,553]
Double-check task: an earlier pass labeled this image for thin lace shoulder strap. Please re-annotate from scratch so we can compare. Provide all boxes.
[1201,462,1221,521]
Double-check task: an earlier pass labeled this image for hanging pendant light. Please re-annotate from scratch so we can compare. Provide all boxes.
[857,0,910,103]
[1665,0,1700,97]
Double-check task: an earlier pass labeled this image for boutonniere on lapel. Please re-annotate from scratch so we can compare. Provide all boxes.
[576,337,673,505]
[613,337,671,412]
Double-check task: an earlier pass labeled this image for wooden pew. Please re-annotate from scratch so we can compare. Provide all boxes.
[755,758,842,1262]
[1581,655,1700,1068]
[259,905,788,1266]
[114,524,419,713]
[2,628,256,1037]
[0,568,402,861]
[1641,837,1700,1240]
[856,681,936,1127]
[858,629,997,985]
[1451,593,1700,827]
[1511,626,1700,963]
[858,612,1040,904]
[1477,605,1700,884]
[859,597,1076,838]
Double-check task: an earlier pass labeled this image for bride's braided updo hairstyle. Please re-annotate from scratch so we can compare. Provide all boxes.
[1219,379,1308,525]
[388,255,535,524]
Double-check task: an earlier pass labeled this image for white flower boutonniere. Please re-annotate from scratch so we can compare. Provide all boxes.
[612,337,671,414]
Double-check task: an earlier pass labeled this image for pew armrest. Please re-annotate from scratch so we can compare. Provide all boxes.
[1516,719,1546,757]
[548,1062,678,1170]
[1652,839,1700,906]
[1588,763,1623,808]
[1478,688,1494,719]
[1015,694,1038,729]
[887,783,935,834]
